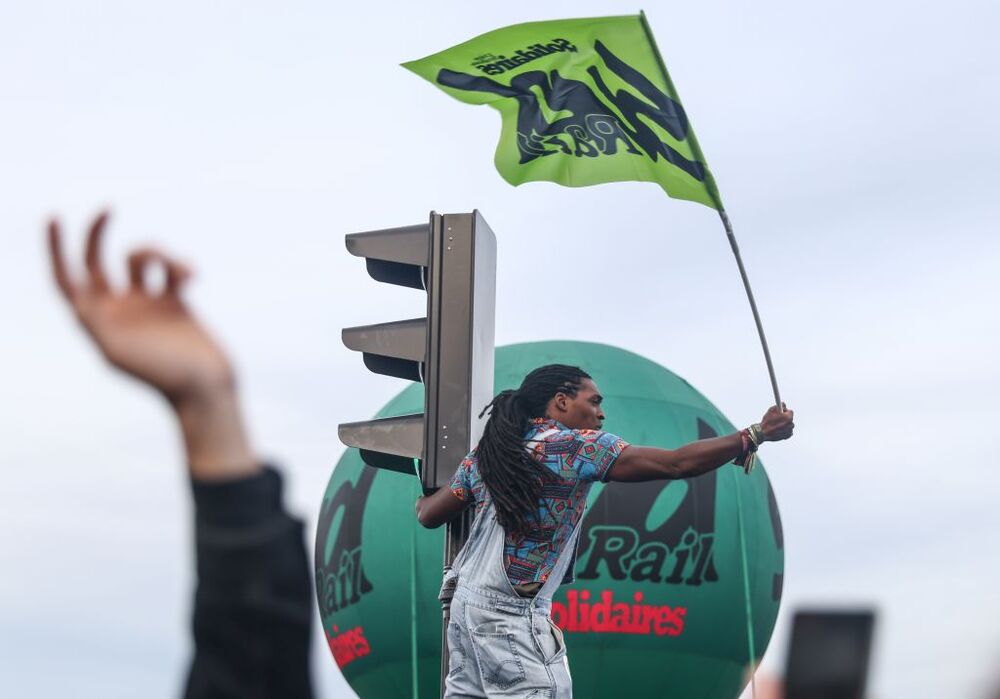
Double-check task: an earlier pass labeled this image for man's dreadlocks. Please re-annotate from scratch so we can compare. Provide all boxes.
[476,364,591,535]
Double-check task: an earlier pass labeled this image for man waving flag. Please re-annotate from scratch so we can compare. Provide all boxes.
[403,14,723,210]
[405,14,788,699]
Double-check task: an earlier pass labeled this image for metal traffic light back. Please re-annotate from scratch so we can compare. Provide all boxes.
[338,211,497,492]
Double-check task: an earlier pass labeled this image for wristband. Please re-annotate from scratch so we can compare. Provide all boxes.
[733,428,759,474]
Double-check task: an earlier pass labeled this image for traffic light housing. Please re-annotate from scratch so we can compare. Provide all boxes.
[338,211,497,491]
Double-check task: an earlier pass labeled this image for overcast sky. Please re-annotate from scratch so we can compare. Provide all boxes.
[2,1,999,697]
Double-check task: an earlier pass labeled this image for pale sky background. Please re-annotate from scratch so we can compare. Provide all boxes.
[2,1,999,697]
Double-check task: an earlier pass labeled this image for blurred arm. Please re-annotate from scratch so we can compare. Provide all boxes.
[48,211,313,697]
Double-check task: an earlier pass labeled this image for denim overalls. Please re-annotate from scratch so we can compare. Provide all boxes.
[441,491,583,698]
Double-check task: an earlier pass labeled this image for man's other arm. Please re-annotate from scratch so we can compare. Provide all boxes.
[416,485,470,528]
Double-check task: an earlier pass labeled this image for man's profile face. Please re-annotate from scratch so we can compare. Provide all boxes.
[554,378,606,431]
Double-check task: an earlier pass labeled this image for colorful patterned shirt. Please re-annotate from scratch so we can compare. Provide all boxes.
[449,418,630,586]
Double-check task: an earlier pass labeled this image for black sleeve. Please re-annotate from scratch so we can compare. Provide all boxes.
[184,466,314,699]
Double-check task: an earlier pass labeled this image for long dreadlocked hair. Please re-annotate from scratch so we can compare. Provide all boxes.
[475,364,591,536]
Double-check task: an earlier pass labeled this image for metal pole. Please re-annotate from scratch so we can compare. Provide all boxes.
[721,209,773,699]
[719,209,782,408]
[439,508,472,697]
[638,11,782,409]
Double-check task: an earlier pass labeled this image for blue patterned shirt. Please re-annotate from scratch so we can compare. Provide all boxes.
[450,418,629,585]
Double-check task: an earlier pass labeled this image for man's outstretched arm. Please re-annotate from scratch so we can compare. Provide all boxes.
[608,405,794,482]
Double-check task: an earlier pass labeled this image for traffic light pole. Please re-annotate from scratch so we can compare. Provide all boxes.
[337,210,496,698]
[427,212,496,698]
[439,507,473,695]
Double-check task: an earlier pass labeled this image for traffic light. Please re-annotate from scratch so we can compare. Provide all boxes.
[338,211,497,492]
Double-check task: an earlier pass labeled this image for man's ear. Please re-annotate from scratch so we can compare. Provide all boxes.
[552,392,568,414]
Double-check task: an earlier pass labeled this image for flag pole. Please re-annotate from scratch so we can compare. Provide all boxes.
[719,209,782,408]
[639,10,782,408]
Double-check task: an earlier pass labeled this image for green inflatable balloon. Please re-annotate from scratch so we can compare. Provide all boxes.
[316,341,784,698]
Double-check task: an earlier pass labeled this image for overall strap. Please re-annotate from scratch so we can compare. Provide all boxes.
[440,490,521,599]
[438,491,493,600]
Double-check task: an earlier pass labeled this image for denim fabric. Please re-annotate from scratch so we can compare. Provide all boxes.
[442,495,580,698]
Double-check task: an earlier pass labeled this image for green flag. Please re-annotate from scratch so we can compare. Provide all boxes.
[403,13,722,210]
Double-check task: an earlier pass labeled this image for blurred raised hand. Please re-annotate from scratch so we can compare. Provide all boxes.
[48,211,256,479]
[48,211,232,400]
